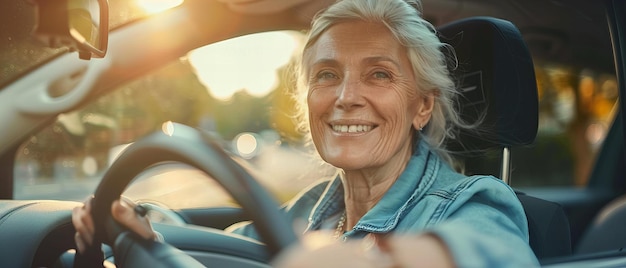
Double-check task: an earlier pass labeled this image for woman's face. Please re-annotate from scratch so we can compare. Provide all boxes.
[304,20,433,171]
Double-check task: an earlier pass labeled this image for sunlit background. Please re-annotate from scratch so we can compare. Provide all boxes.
[188,32,301,100]
[137,0,303,101]
[136,0,184,14]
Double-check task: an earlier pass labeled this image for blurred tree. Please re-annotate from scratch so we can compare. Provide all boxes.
[269,66,304,143]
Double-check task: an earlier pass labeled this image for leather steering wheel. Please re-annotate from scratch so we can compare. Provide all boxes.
[83,122,298,266]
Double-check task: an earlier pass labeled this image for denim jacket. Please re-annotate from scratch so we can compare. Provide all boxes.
[230,140,540,267]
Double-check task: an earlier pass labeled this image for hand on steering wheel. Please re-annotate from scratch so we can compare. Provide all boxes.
[72,197,156,253]
[73,122,296,267]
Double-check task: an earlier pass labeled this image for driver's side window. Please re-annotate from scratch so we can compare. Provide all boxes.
[13,31,324,208]
[13,59,219,204]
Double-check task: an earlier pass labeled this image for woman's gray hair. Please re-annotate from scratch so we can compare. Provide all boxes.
[293,0,470,165]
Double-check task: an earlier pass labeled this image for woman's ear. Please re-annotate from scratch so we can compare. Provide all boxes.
[412,93,435,130]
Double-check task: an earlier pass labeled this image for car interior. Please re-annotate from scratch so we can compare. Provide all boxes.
[0,0,625,267]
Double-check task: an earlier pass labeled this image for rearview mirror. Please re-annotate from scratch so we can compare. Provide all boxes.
[31,0,109,60]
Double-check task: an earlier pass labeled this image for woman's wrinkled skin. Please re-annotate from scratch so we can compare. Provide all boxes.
[305,20,434,234]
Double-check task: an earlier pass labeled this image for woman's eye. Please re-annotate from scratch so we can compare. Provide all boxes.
[316,71,338,81]
[372,71,391,79]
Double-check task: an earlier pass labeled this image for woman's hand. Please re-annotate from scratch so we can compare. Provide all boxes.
[272,232,390,268]
[378,235,456,268]
[272,233,455,268]
[71,197,157,253]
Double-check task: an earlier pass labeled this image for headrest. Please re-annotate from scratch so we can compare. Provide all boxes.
[438,17,539,152]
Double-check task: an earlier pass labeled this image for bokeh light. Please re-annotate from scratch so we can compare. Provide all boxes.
[234,133,259,159]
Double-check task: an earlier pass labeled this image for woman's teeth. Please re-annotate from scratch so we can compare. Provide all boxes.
[332,125,373,133]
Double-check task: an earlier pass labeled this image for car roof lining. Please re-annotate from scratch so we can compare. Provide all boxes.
[424,0,614,73]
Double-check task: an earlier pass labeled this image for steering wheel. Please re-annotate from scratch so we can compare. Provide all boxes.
[82,122,298,267]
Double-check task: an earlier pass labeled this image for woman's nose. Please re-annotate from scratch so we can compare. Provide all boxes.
[335,78,365,110]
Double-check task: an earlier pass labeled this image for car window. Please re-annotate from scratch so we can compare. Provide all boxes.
[511,65,618,187]
[13,31,333,208]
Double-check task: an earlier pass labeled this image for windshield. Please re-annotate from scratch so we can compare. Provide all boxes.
[0,0,161,87]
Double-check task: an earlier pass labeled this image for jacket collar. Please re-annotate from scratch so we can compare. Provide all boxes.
[305,140,441,235]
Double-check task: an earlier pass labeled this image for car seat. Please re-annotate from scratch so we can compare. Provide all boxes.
[437,17,572,259]
[576,195,626,254]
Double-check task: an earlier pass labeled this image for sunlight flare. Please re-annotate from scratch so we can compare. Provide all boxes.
[188,31,301,101]
[136,0,183,14]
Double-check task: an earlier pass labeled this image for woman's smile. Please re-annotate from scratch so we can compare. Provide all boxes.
[330,122,377,134]
[306,20,423,171]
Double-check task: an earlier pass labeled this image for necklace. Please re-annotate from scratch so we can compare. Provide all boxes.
[333,211,347,239]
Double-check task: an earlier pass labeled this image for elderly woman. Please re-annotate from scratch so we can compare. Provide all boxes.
[73,0,539,267]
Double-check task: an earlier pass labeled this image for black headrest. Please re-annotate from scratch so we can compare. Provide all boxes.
[438,17,539,152]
